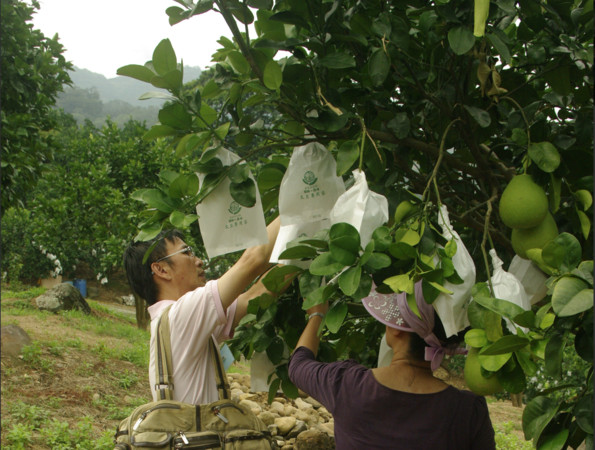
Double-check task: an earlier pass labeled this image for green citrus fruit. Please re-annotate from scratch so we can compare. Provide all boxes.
[464,348,503,396]
[511,212,558,259]
[499,174,548,229]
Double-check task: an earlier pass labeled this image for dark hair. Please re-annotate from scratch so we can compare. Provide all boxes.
[123,229,185,305]
[408,310,466,361]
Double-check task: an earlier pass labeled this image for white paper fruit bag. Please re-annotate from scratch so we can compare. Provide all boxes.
[508,255,548,305]
[196,148,268,258]
[433,205,476,338]
[490,249,531,334]
[278,142,345,225]
[329,169,389,248]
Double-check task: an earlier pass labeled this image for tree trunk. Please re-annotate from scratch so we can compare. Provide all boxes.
[511,392,523,407]
[134,294,150,330]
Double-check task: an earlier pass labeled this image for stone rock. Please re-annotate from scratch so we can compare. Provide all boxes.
[275,416,297,435]
[303,396,322,409]
[258,411,276,426]
[287,420,308,439]
[239,399,262,415]
[269,401,285,416]
[36,283,91,314]
[1,325,31,357]
[316,421,335,437]
[267,423,279,436]
[295,429,335,450]
[295,397,313,411]
[120,294,135,306]
[284,405,297,416]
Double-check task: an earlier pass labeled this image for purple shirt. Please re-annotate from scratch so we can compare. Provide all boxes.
[288,347,495,450]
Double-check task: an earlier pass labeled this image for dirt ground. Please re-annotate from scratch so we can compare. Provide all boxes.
[1,277,528,446]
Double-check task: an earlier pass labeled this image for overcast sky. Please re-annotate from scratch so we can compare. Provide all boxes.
[31,0,233,79]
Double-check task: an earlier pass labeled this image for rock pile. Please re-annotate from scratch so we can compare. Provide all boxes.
[227,372,335,449]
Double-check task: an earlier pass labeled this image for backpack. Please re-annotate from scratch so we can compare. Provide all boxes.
[113,306,276,449]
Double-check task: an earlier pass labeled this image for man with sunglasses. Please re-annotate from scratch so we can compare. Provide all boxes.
[123,217,280,405]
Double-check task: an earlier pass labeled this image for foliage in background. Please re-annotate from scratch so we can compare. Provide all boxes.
[119,1,593,448]
[0,0,72,212]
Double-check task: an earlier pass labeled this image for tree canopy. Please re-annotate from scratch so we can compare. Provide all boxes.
[119,1,592,448]
[0,0,72,212]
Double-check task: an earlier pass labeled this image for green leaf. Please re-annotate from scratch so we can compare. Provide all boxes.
[299,271,323,298]
[169,211,197,229]
[576,210,591,240]
[574,396,594,434]
[372,226,392,252]
[257,167,284,191]
[528,142,561,173]
[229,178,256,208]
[278,244,318,260]
[318,52,356,69]
[542,233,582,272]
[487,32,511,64]
[448,26,475,55]
[465,328,488,348]
[136,189,175,213]
[336,140,359,176]
[266,336,285,365]
[138,91,176,101]
[228,164,250,184]
[143,125,177,140]
[394,228,421,246]
[473,295,527,322]
[384,273,414,294]
[309,252,345,276]
[551,276,592,317]
[214,122,231,141]
[263,60,283,90]
[538,428,569,450]
[515,350,538,376]
[169,173,199,198]
[544,334,564,377]
[463,105,491,127]
[352,274,373,301]
[478,352,512,371]
[427,281,454,295]
[326,302,348,333]
[158,103,192,129]
[369,49,390,86]
[522,396,560,441]
[262,265,302,293]
[338,266,361,296]
[496,357,526,394]
[135,221,163,243]
[574,189,593,211]
[281,378,298,398]
[364,253,391,271]
[268,378,281,404]
[479,335,530,355]
[116,64,155,83]
[152,39,177,76]
[199,102,218,125]
[228,51,250,75]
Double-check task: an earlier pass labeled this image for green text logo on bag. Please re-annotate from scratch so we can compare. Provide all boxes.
[302,171,318,186]
[228,201,242,215]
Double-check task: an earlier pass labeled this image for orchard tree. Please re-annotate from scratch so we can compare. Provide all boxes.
[0,0,72,212]
[120,1,593,447]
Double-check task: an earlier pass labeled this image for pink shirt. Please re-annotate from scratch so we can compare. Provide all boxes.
[147,280,237,405]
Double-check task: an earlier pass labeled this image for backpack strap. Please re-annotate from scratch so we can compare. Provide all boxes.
[155,304,231,401]
[209,338,231,400]
[155,305,174,400]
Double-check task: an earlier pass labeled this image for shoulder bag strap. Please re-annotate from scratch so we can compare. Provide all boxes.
[155,305,174,400]
[210,338,231,400]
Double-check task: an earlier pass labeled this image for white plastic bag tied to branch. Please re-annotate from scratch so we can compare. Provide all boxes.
[490,249,531,334]
[329,169,389,248]
[269,218,330,269]
[433,205,476,338]
[196,148,268,258]
[278,142,345,225]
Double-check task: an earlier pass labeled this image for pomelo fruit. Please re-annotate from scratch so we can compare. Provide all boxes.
[499,174,548,229]
[464,347,503,396]
[511,212,558,259]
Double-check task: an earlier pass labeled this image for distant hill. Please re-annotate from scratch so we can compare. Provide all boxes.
[56,66,202,127]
